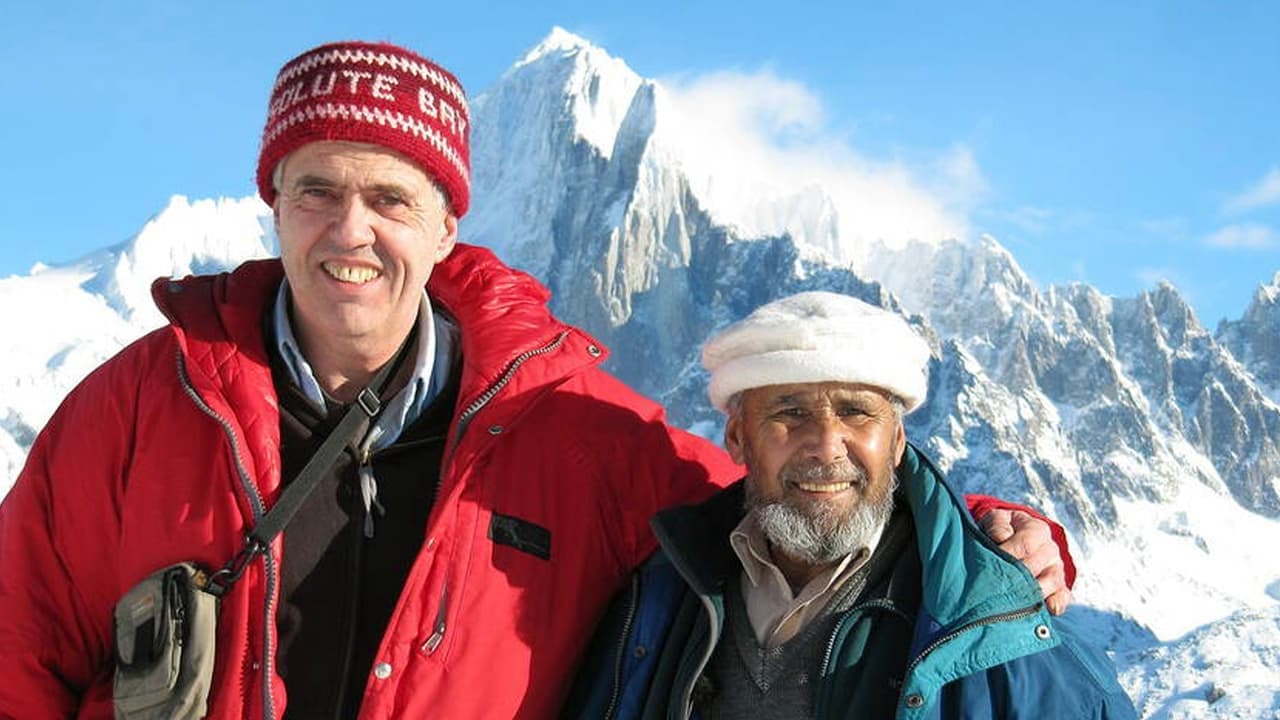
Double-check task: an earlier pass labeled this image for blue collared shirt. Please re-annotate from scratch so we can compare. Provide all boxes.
[272,280,457,453]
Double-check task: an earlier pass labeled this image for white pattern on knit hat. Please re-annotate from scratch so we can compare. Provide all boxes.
[701,291,931,413]
[261,103,469,186]
[257,41,472,217]
[272,47,469,111]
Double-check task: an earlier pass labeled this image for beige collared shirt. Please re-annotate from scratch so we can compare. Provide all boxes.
[728,513,881,649]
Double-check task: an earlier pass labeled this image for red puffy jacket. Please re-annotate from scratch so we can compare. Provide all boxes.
[0,244,1069,719]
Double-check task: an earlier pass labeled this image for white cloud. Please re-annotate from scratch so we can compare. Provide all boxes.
[1204,223,1276,249]
[928,144,989,213]
[1225,168,1280,213]
[655,70,982,262]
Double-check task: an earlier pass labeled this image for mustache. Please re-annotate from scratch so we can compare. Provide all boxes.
[778,459,867,486]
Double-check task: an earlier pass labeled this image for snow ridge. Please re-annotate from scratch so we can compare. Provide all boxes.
[0,195,275,498]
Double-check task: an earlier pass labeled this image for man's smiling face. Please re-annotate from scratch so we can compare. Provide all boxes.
[274,140,456,359]
[727,381,905,566]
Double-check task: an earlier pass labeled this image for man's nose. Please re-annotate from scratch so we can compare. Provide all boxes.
[805,415,850,465]
[330,195,376,247]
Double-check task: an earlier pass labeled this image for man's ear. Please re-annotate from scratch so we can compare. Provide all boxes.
[437,214,459,262]
[892,419,907,465]
[724,410,747,465]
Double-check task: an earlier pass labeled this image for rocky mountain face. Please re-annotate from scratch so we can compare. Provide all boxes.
[2,28,1278,718]
[1219,273,1280,390]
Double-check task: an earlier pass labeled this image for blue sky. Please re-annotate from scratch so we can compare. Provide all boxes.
[1,1,1276,326]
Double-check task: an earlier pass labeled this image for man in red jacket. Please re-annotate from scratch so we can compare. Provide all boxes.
[0,41,1072,719]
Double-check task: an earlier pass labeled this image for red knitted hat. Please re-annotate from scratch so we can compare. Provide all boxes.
[257,41,471,217]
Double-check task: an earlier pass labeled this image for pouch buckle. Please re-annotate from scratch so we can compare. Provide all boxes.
[203,537,267,597]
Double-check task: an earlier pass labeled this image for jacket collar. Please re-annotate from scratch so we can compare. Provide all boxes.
[897,446,1062,702]
[151,244,607,407]
[651,480,746,597]
[151,257,282,378]
[897,444,1045,629]
[427,244,605,406]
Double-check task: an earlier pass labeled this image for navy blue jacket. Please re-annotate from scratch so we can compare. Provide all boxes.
[565,445,1136,719]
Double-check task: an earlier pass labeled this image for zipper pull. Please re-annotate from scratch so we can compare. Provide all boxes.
[421,582,449,654]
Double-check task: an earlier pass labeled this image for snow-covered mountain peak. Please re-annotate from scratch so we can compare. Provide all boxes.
[1261,270,1280,303]
[515,26,594,65]
[861,233,1046,342]
[504,28,646,162]
[475,27,963,278]
[467,30,655,280]
[1136,280,1209,350]
[1218,270,1280,402]
[80,194,276,322]
[0,195,275,461]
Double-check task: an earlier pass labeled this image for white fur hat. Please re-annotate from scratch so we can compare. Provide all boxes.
[702,291,931,413]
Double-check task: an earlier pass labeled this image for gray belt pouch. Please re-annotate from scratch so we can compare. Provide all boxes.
[113,562,217,720]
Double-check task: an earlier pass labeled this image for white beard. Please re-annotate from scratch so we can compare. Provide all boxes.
[748,461,897,566]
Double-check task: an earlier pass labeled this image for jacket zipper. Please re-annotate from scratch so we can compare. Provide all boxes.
[175,348,278,720]
[603,574,641,720]
[898,601,1043,701]
[450,331,571,445]
[420,581,449,654]
[677,593,722,720]
[419,331,572,655]
[438,330,571,514]
[817,598,910,677]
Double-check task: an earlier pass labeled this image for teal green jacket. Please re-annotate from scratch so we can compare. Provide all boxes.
[565,445,1136,719]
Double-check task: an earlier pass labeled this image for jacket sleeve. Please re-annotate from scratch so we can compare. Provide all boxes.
[628,428,740,573]
[0,356,135,716]
[963,494,1077,588]
[583,370,743,576]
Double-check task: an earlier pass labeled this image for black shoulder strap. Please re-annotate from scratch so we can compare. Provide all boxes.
[204,333,414,596]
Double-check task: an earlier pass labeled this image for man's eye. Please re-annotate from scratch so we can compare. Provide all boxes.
[776,407,806,418]
[299,187,336,201]
[376,193,408,207]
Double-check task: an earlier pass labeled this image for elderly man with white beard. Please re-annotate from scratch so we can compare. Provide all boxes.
[567,291,1136,720]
